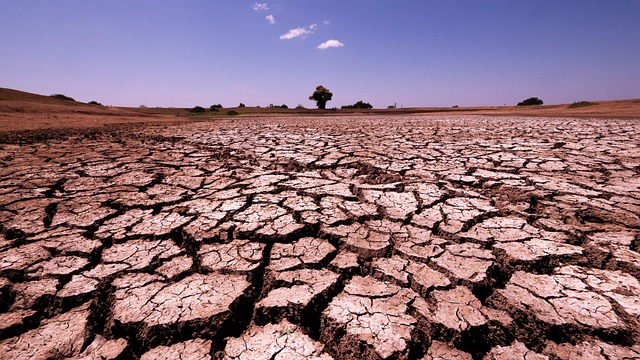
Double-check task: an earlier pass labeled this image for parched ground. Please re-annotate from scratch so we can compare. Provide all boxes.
[1,115,639,359]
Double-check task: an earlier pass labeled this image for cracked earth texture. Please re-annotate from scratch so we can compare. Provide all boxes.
[1,115,640,359]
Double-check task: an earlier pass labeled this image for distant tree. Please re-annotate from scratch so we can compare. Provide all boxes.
[309,85,333,109]
[341,100,373,109]
[280,104,288,109]
[295,104,306,110]
[210,104,223,109]
[387,105,396,109]
[50,94,75,101]
[238,103,246,108]
[517,97,543,106]
[88,101,102,106]
[190,106,206,113]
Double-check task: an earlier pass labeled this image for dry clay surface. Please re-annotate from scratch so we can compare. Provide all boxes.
[1,115,640,359]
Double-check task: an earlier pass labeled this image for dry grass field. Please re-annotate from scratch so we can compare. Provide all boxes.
[1,88,639,359]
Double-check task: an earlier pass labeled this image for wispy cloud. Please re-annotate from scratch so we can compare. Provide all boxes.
[280,27,311,40]
[280,24,317,40]
[323,20,332,26]
[317,39,344,49]
[265,14,276,24]
[252,2,269,11]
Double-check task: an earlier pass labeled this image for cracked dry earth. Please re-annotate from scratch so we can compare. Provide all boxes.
[1,115,640,360]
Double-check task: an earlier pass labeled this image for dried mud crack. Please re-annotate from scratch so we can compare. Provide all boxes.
[1,115,640,359]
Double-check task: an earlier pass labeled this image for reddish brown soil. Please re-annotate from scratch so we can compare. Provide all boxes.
[0,96,183,133]
[2,87,639,134]
[1,93,640,359]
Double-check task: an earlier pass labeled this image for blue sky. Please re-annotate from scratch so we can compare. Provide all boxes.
[1,1,639,108]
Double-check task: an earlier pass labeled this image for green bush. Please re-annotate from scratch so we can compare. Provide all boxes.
[190,106,206,113]
[568,101,597,108]
[50,94,75,101]
[268,104,289,109]
[341,100,373,109]
[517,97,543,106]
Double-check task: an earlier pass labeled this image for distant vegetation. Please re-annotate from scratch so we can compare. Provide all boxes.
[341,100,373,109]
[269,104,288,109]
[227,110,239,116]
[517,97,543,106]
[309,85,333,109]
[88,101,102,106]
[238,103,246,108]
[190,106,206,113]
[210,104,223,109]
[569,101,598,108]
[50,94,75,101]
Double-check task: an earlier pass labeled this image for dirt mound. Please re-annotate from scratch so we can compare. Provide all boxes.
[0,87,185,133]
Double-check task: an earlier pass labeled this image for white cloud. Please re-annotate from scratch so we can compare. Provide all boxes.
[279,24,317,40]
[252,2,269,11]
[280,27,310,40]
[265,14,276,24]
[323,20,332,25]
[317,39,344,49]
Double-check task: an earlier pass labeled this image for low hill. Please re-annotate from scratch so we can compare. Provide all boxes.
[0,87,181,132]
[0,87,71,104]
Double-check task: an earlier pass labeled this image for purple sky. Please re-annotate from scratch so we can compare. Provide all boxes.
[1,1,639,108]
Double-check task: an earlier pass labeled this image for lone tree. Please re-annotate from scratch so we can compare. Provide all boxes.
[517,97,543,106]
[309,85,333,109]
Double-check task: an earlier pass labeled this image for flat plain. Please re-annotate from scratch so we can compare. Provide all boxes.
[1,99,640,359]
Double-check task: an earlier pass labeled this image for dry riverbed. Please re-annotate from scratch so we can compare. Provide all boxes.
[1,115,639,359]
